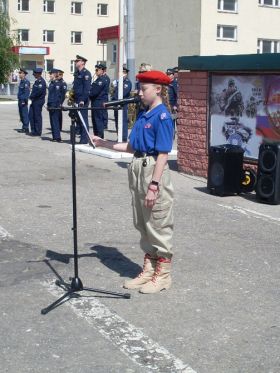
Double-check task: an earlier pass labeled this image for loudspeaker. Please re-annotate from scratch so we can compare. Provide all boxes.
[207,144,244,196]
[256,143,280,204]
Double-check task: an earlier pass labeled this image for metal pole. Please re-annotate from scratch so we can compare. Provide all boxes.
[127,0,135,89]
[118,0,124,143]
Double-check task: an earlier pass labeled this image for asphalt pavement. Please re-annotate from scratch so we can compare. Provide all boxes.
[0,101,279,373]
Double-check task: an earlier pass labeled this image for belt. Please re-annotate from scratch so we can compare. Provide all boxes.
[134,151,157,158]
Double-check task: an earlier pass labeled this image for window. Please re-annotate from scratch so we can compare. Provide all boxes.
[0,0,7,13]
[257,39,280,53]
[258,0,280,7]
[112,43,117,64]
[71,31,82,44]
[71,1,82,14]
[218,0,237,12]
[217,25,237,41]
[97,3,108,16]
[45,59,54,72]
[70,60,76,73]
[43,0,55,13]
[18,0,29,11]
[18,29,29,42]
[43,30,54,42]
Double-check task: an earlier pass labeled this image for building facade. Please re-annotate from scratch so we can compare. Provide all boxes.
[6,0,118,82]
[134,0,280,71]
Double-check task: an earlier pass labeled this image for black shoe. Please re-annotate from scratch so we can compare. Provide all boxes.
[17,129,25,133]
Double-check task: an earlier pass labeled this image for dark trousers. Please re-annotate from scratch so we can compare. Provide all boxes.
[49,109,61,140]
[58,110,63,131]
[75,103,89,144]
[91,100,105,139]
[103,109,108,129]
[18,101,29,130]
[114,104,128,142]
[29,101,44,135]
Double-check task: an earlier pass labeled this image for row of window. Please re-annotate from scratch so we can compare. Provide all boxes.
[45,56,116,74]
[218,0,280,12]
[18,0,108,16]
[17,29,105,44]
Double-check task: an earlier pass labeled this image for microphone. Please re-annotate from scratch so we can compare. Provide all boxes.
[104,96,140,108]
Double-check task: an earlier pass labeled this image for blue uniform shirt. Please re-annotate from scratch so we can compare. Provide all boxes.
[58,78,67,105]
[89,75,107,102]
[129,104,174,155]
[18,78,30,101]
[73,68,91,103]
[30,77,46,102]
[47,79,62,107]
[103,73,110,101]
[112,77,132,100]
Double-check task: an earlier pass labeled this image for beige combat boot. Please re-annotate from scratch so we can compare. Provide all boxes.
[139,257,172,294]
[123,254,157,289]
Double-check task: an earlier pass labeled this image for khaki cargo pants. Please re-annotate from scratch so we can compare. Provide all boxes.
[128,155,174,259]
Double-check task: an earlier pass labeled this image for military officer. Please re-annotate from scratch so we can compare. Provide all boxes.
[112,66,132,142]
[102,65,110,130]
[57,69,67,130]
[47,68,62,142]
[17,68,30,133]
[72,55,91,144]
[28,67,47,136]
[89,63,107,139]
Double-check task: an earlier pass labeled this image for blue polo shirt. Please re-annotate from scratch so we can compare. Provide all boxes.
[129,103,173,155]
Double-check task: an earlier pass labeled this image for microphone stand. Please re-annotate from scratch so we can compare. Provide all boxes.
[41,106,130,315]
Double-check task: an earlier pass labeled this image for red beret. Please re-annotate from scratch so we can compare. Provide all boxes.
[136,70,171,85]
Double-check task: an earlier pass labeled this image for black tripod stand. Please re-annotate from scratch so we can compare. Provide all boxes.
[41,107,130,315]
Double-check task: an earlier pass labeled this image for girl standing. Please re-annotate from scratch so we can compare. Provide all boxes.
[92,70,174,294]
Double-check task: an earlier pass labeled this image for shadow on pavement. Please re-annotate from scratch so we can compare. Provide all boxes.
[89,245,142,279]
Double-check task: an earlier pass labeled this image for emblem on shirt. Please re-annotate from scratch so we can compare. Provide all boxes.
[56,85,60,90]
[85,75,90,80]
[160,112,167,120]
[144,123,152,129]
[98,81,103,86]
[38,84,42,88]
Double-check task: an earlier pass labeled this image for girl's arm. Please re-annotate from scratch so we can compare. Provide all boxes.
[144,152,168,209]
[92,136,134,153]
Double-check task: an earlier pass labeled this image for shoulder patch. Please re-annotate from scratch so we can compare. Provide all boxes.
[160,112,167,120]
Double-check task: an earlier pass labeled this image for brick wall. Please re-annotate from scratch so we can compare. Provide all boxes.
[177,71,258,178]
[177,71,209,177]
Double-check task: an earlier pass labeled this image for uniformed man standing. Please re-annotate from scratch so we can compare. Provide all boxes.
[112,66,132,142]
[29,68,46,136]
[166,68,178,134]
[102,65,110,130]
[47,68,62,142]
[57,69,67,131]
[166,68,178,112]
[17,68,30,134]
[89,63,107,139]
[72,55,91,144]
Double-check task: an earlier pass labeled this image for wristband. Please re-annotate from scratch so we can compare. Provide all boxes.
[150,180,159,186]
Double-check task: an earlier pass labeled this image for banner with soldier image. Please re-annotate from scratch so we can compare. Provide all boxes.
[210,74,280,159]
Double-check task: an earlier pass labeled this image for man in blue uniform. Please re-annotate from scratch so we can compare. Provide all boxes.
[89,64,107,138]
[57,69,67,131]
[17,68,30,133]
[102,65,110,130]
[112,66,132,142]
[29,68,46,136]
[72,55,91,144]
[166,68,178,111]
[47,68,62,142]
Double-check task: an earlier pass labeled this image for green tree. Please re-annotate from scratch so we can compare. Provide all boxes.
[0,13,19,84]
